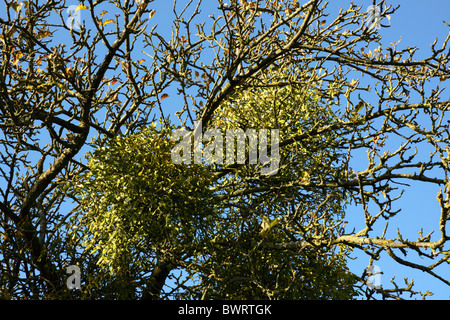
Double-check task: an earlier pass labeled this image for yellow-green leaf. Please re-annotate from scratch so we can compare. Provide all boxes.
[260,216,270,233]
[36,30,52,39]
[354,101,364,114]
[103,19,114,26]
[10,1,23,12]
[269,218,280,230]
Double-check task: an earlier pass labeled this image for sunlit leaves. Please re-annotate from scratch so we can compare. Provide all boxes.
[2,0,448,300]
[194,61,357,299]
[353,101,365,117]
[36,29,52,39]
[212,62,344,181]
[259,216,280,236]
